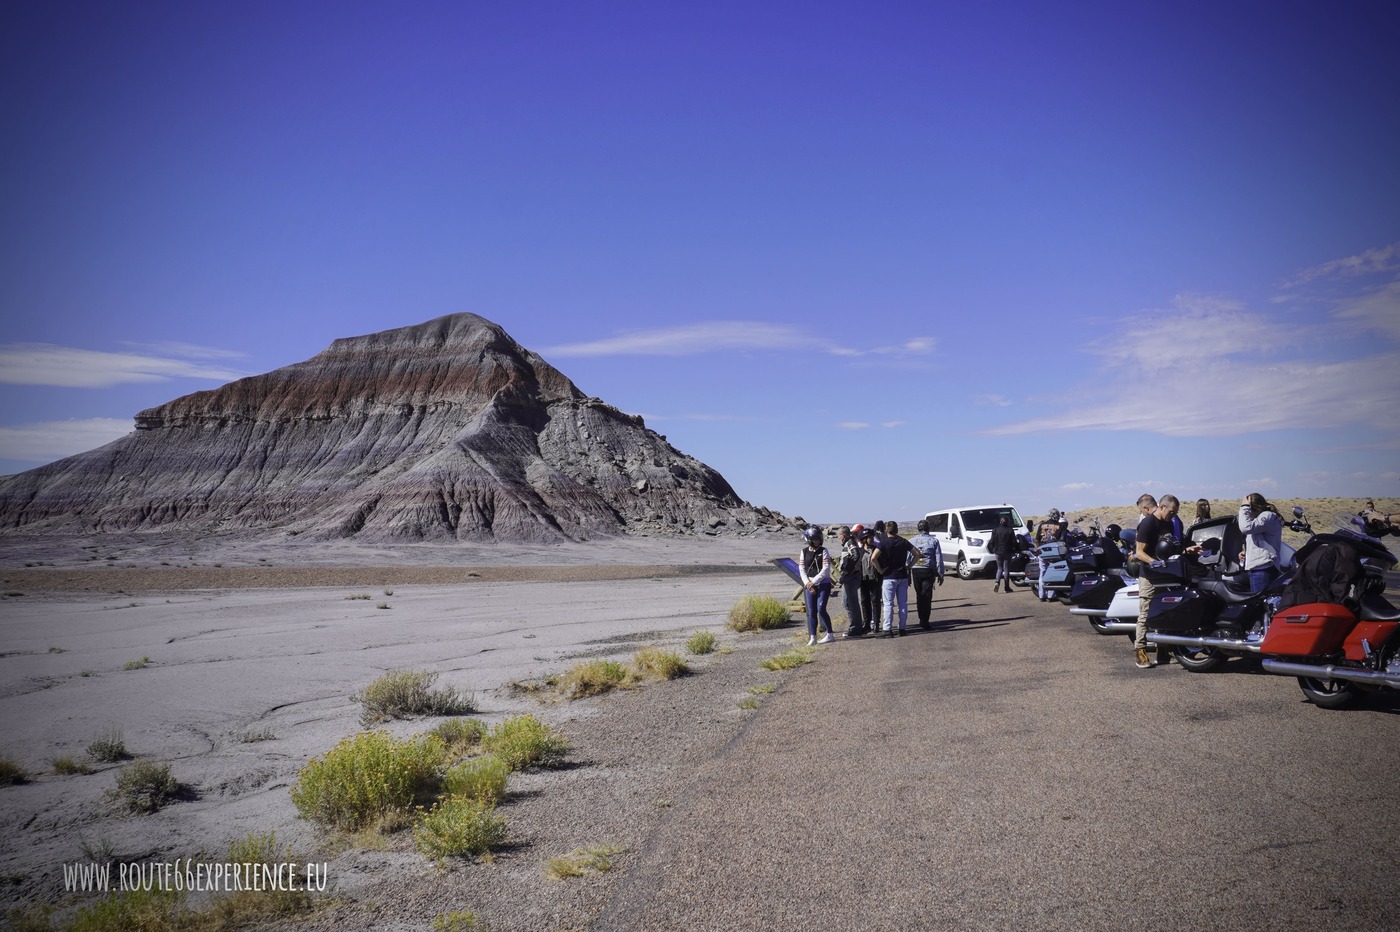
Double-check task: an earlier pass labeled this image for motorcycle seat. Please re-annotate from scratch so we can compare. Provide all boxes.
[1358,593,1400,622]
[1199,578,1258,605]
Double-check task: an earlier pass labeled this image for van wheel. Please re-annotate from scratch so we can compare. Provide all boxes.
[956,554,975,580]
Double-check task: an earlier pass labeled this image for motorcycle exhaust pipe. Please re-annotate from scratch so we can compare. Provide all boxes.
[1147,632,1261,654]
[1260,659,1400,689]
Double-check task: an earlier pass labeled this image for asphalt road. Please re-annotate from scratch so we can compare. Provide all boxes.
[597,578,1400,932]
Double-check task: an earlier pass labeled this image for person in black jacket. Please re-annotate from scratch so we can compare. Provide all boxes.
[988,516,1018,593]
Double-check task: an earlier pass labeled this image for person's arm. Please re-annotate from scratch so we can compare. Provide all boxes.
[934,540,944,582]
[798,551,813,588]
[870,545,884,574]
[818,548,831,585]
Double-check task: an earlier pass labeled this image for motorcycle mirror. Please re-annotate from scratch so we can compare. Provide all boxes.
[1293,505,1304,517]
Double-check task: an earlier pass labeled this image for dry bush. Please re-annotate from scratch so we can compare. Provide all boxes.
[727,594,789,632]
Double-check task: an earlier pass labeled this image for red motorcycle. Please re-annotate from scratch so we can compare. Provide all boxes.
[1258,522,1400,709]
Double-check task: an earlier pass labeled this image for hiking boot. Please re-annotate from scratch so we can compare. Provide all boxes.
[896,629,906,637]
[1135,648,1152,669]
[817,633,835,644]
[920,621,931,630]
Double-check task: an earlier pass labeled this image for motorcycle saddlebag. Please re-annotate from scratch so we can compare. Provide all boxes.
[1037,542,1068,561]
[1041,561,1072,590]
[1147,589,1224,633]
[1069,573,1124,609]
[1260,602,1356,657]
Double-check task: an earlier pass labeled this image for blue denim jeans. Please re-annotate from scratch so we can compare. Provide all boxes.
[804,583,833,637]
[881,577,909,632]
[1247,565,1280,594]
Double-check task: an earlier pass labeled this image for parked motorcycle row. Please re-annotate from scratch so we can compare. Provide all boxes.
[1017,509,1400,710]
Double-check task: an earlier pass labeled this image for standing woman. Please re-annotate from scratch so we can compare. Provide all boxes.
[1238,492,1283,593]
[1190,499,1212,529]
[799,526,836,646]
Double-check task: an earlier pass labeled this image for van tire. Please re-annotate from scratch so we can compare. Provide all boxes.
[956,554,976,580]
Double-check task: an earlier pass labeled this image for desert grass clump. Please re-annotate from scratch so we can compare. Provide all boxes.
[122,656,151,670]
[356,669,476,725]
[441,755,510,806]
[686,630,717,655]
[761,646,816,671]
[87,728,130,763]
[631,647,689,681]
[545,842,625,880]
[236,727,276,743]
[413,797,506,862]
[0,754,29,785]
[727,594,789,632]
[291,731,447,832]
[481,715,569,771]
[556,658,631,699]
[111,761,181,813]
[432,911,487,932]
[429,717,487,757]
[50,755,94,775]
[206,831,315,922]
[67,887,184,932]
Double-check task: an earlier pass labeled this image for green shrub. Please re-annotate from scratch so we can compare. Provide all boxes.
[0,755,28,786]
[686,630,717,654]
[761,647,816,671]
[413,798,506,862]
[481,715,569,771]
[291,731,447,831]
[68,887,184,932]
[236,727,276,743]
[207,832,314,922]
[429,718,487,757]
[442,755,510,806]
[50,755,94,775]
[356,669,476,725]
[545,842,625,880]
[556,658,631,699]
[727,594,789,631]
[111,761,181,813]
[87,728,130,763]
[631,647,689,680]
[122,656,151,670]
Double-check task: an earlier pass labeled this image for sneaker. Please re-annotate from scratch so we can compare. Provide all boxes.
[817,633,835,644]
[843,630,864,639]
[896,629,906,637]
[807,636,817,647]
[920,621,931,630]
[1135,648,1151,669]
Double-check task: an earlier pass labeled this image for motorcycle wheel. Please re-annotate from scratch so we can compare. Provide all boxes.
[1172,645,1226,673]
[956,554,975,580]
[1297,676,1360,710]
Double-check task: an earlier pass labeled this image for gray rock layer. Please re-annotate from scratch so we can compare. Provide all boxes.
[0,314,785,542]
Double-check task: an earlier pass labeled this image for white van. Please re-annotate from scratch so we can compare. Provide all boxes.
[923,504,1025,579]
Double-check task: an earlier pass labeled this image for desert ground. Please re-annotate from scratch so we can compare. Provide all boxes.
[0,498,1396,930]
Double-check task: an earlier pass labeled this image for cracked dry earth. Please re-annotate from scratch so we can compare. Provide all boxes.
[0,564,799,928]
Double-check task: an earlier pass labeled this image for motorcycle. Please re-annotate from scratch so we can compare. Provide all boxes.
[1258,520,1400,708]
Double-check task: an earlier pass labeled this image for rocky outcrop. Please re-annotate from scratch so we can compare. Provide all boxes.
[0,314,787,542]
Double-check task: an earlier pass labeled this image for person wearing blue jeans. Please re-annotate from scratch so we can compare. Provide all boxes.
[1238,492,1283,594]
[798,526,835,645]
[871,520,914,637]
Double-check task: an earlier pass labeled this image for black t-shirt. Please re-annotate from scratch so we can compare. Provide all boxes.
[875,535,914,581]
[1137,513,1165,561]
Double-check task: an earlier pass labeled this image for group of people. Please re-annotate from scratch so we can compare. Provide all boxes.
[1129,491,1300,669]
[797,520,946,643]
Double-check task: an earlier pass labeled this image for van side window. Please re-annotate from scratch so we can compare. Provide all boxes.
[927,513,949,534]
[950,515,961,538]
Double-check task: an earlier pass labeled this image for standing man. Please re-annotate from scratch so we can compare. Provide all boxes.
[909,519,944,630]
[837,526,867,637]
[871,520,914,637]
[1133,494,1198,668]
[858,528,881,634]
[988,516,1017,593]
[798,526,836,646]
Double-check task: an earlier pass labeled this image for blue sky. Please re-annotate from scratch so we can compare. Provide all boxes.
[2,0,1398,523]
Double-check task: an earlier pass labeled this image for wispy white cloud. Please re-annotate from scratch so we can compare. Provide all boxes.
[542,321,934,360]
[1283,241,1400,287]
[0,418,131,463]
[986,288,1400,438]
[880,421,905,428]
[121,341,248,361]
[0,344,247,388]
[976,394,1012,407]
[1061,482,1092,491]
[837,421,871,430]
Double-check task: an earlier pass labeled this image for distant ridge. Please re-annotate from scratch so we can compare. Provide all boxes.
[0,313,787,542]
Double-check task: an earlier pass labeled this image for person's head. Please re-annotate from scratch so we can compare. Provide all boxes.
[1137,493,1157,513]
[886,521,899,536]
[803,526,823,547]
[874,520,886,533]
[1048,508,1061,522]
[999,516,1008,527]
[838,526,851,542]
[1158,494,1180,518]
[860,528,875,545]
[1244,492,1273,515]
[917,519,929,533]
[1195,499,1211,521]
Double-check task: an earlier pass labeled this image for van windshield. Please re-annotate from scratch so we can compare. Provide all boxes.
[962,508,1022,532]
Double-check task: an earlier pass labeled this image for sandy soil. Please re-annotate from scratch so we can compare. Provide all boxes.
[0,530,806,928]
